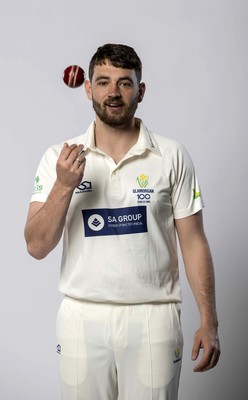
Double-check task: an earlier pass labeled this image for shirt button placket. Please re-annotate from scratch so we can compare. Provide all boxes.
[110,168,121,196]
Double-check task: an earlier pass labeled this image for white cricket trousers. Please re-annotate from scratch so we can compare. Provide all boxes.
[56,297,183,400]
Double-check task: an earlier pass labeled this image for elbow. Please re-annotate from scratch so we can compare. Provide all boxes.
[24,225,58,260]
[26,241,50,260]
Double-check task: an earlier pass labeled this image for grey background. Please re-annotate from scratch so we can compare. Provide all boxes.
[0,0,247,399]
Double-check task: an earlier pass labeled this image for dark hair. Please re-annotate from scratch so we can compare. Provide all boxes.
[88,43,142,82]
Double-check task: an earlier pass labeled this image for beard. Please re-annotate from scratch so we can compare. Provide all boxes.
[92,96,139,127]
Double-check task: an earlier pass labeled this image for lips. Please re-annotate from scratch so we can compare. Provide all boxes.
[105,102,124,107]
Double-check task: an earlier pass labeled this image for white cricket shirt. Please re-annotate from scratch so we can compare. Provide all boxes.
[31,119,204,304]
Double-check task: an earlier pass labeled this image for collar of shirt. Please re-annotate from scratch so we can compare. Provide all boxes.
[83,118,162,158]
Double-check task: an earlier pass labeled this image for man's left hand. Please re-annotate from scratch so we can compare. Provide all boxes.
[191,325,221,372]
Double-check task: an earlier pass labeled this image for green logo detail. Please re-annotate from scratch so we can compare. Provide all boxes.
[137,174,149,188]
[33,176,43,194]
[193,189,201,199]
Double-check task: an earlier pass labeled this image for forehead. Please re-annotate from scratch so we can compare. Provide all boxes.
[92,61,137,81]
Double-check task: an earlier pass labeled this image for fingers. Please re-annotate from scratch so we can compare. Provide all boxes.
[191,335,201,362]
[74,156,86,167]
[60,143,86,167]
[193,345,220,372]
[61,143,84,162]
[74,147,86,167]
[192,329,221,372]
[56,143,86,189]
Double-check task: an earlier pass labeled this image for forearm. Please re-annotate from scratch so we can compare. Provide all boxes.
[175,212,220,371]
[25,181,73,259]
[175,212,218,327]
[182,237,218,328]
[25,143,86,260]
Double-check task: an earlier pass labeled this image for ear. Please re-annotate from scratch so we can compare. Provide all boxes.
[138,82,146,103]
[84,80,93,100]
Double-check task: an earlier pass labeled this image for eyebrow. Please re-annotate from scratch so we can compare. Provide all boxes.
[95,75,134,83]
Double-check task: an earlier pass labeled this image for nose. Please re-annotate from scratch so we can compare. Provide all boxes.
[108,83,121,98]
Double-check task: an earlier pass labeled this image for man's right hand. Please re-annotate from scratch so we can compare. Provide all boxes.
[56,143,86,190]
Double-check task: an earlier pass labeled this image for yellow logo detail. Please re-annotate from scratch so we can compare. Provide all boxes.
[137,174,149,188]
[175,347,181,359]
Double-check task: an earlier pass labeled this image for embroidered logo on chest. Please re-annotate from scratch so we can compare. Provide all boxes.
[132,174,154,204]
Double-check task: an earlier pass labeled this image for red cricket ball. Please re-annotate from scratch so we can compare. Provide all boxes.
[63,65,85,88]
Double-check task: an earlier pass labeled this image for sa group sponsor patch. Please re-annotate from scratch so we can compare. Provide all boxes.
[82,206,148,237]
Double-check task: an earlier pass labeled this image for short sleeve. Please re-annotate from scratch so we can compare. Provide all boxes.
[30,146,60,203]
[171,144,204,219]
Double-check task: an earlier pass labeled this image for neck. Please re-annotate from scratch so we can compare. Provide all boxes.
[94,117,140,163]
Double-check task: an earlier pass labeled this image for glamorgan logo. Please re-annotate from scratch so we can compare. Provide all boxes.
[82,206,148,237]
[173,347,182,364]
[137,174,149,188]
[133,174,154,204]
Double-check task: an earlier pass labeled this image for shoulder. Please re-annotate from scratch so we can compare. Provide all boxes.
[153,132,183,150]
[43,133,86,160]
[149,130,191,162]
[139,119,187,158]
